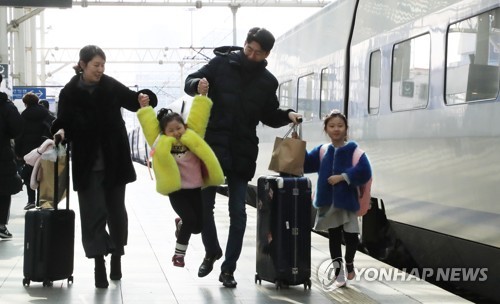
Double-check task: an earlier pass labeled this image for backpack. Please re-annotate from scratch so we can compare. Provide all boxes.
[319,143,372,216]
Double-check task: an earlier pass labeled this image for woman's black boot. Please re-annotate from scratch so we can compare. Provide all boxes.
[110,254,122,280]
[94,255,109,288]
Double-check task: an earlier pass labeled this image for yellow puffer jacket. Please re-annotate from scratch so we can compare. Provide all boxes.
[137,95,224,195]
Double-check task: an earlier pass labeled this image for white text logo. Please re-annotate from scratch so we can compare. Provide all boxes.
[316,259,488,291]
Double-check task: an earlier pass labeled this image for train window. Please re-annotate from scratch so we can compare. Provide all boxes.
[297,73,317,122]
[445,8,500,104]
[320,67,332,118]
[369,51,381,114]
[391,34,430,111]
[278,80,294,108]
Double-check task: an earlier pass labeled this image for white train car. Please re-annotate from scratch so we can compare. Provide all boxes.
[256,0,499,301]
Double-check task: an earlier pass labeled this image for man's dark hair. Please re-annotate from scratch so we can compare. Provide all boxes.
[39,99,49,109]
[246,27,275,52]
[22,92,39,106]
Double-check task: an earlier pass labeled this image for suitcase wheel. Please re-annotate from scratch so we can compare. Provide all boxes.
[22,278,30,287]
[43,280,53,287]
[304,279,312,290]
[254,274,261,285]
[68,276,74,284]
[275,280,282,290]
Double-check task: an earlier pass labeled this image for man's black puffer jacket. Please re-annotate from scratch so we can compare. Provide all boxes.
[185,47,293,181]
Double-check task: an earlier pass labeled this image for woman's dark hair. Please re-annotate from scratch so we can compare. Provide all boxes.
[246,27,275,52]
[323,109,348,132]
[73,45,106,75]
[157,108,185,132]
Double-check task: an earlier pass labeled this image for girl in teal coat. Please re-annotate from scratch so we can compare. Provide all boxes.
[137,95,224,267]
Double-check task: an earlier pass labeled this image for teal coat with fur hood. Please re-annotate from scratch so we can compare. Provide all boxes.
[137,95,224,195]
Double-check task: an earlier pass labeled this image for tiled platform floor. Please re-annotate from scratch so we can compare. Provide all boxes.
[0,163,470,303]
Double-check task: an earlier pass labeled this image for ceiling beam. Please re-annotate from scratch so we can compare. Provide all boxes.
[73,0,328,8]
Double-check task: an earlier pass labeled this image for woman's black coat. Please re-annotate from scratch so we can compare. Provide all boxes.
[52,74,158,191]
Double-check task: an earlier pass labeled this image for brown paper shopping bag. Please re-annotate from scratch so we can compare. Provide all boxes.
[268,126,306,176]
[39,152,68,208]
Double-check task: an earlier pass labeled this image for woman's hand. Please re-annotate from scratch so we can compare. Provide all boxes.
[138,93,150,108]
[54,129,65,145]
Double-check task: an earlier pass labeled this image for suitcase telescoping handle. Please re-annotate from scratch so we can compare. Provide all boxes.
[53,142,70,210]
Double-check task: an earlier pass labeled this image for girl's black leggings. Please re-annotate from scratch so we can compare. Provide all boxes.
[169,188,203,245]
[328,226,359,264]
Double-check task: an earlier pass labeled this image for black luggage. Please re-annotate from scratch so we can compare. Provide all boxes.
[23,144,74,287]
[255,175,312,289]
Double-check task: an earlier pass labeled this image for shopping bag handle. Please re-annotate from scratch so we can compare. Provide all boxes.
[281,116,303,139]
[283,124,302,139]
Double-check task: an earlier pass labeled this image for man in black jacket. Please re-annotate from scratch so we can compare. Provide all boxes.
[185,27,302,288]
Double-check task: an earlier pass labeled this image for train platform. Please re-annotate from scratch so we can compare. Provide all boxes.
[0,163,471,303]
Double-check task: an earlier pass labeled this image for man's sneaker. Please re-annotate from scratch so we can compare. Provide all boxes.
[0,226,13,239]
[24,202,36,210]
[174,217,182,239]
[219,272,237,288]
[172,254,185,267]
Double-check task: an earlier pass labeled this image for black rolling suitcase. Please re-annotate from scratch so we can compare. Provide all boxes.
[23,143,74,287]
[255,175,312,289]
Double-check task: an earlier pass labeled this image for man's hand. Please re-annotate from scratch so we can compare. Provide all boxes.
[198,78,209,95]
[288,112,303,124]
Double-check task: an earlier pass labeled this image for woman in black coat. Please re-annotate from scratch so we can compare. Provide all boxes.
[15,92,52,210]
[51,45,158,288]
[0,76,24,239]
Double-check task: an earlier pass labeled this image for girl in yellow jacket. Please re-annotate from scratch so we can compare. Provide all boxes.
[137,94,224,267]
